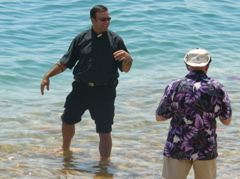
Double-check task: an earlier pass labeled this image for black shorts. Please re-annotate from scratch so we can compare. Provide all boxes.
[61,80,116,133]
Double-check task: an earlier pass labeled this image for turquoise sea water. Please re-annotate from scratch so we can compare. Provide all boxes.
[0,0,240,178]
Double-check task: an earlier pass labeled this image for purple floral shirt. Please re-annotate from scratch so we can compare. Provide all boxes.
[156,70,232,160]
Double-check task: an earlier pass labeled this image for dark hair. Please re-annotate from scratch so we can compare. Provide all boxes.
[90,5,108,19]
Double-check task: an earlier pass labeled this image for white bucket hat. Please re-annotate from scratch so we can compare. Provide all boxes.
[184,48,211,67]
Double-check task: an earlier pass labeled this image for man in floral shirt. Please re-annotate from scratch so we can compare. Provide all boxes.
[156,48,232,179]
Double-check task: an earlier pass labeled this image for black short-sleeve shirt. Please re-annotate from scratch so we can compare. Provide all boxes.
[60,28,129,83]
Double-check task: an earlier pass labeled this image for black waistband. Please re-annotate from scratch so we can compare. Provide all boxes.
[75,78,108,87]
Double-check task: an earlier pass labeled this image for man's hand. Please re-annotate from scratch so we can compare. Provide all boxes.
[113,50,131,61]
[40,62,67,95]
[40,76,50,95]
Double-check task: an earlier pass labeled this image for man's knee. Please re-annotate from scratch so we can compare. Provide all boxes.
[99,133,111,140]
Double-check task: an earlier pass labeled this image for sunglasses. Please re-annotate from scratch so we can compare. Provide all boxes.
[98,17,111,22]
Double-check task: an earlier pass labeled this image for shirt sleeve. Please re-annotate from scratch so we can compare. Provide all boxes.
[116,36,131,72]
[156,84,174,118]
[219,86,232,120]
[60,36,80,69]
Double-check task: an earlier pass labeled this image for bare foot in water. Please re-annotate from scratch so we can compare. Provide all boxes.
[51,148,73,156]
[99,157,111,166]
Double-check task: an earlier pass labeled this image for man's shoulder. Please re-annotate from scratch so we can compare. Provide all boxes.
[169,78,185,86]
[209,79,226,91]
[164,78,184,92]
[107,30,122,39]
[208,78,223,85]
[74,29,91,39]
[69,29,91,45]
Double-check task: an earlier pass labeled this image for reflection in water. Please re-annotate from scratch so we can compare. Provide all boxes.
[93,158,113,179]
[60,155,114,178]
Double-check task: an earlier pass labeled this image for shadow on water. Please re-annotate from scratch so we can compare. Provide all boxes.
[60,155,114,178]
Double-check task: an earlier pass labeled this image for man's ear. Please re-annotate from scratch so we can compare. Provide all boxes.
[185,64,190,71]
[204,64,210,73]
[90,17,95,24]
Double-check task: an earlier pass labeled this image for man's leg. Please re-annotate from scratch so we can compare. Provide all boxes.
[98,133,112,159]
[62,122,75,151]
[193,159,217,179]
[162,156,192,179]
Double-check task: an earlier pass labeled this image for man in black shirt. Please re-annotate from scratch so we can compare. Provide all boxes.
[40,5,132,160]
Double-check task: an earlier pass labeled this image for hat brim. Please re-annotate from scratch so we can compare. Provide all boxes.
[185,62,209,67]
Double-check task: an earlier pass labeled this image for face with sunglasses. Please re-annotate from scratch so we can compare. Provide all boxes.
[91,11,111,34]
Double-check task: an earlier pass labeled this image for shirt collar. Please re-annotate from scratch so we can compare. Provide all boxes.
[185,70,209,82]
[91,27,107,38]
